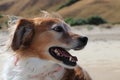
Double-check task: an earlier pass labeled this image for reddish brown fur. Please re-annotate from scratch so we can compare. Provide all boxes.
[62,66,91,80]
[12,18,61,59]
[11,17,91,80]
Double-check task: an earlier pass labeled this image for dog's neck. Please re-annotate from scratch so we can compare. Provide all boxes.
[12,56,65,80]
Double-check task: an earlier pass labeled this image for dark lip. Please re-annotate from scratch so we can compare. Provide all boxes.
[73,42,87,50]
[49,47,78,66]
[73,46,84,50]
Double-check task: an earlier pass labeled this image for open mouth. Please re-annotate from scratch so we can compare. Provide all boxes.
[49,47,78,66]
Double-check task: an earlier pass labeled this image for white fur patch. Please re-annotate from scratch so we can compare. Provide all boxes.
[3,57,65,80]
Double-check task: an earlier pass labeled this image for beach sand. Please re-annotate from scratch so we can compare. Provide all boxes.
[0,25,120,80]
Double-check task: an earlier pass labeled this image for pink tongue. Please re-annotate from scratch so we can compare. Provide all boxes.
[57,49,70,57]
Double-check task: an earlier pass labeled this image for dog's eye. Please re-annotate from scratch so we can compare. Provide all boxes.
[52,26,64,32]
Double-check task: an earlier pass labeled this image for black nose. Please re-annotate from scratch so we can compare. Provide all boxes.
[78,36,88,46]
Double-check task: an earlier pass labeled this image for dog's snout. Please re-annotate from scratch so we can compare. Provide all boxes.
[78,36,88,45]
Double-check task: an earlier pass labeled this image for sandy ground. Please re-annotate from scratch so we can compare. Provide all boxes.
[0,25,120,80]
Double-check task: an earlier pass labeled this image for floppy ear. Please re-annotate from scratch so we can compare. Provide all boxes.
[11,19,34,51]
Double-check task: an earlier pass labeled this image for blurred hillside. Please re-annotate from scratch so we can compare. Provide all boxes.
[0,0,120,23]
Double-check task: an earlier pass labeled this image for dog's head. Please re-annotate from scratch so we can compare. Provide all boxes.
[11,17,88,68]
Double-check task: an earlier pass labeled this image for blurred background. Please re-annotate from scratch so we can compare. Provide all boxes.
[0,0,120,27]
[0,0,120,80]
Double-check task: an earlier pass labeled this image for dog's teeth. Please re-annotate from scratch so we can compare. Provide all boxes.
[69,57,76,62]
[54,49,57,53]
[54,49,60,55]
[69,57,72,61]
[57,52,60,55]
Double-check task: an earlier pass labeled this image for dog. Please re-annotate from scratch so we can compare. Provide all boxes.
[3,16,91,80]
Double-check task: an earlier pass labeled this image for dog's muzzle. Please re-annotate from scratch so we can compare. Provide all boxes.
[74,36,88,50]
[48,36,88,67]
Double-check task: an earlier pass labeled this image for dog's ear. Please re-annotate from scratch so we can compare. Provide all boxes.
[11,19,34,51]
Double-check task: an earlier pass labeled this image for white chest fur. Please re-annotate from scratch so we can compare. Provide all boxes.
[3,57,65,80]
